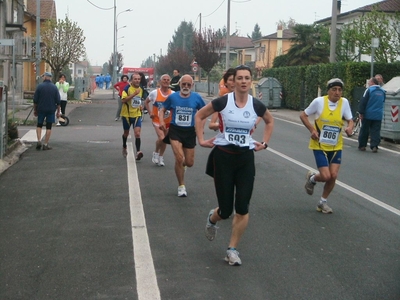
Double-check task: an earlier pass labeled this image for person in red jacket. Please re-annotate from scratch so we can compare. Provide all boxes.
[113,75,129,121]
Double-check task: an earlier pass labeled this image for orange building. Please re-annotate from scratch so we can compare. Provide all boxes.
[23,0,56,92]
[253,26,295,77]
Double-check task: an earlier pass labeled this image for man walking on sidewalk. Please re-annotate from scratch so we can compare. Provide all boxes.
[33,72,61,150]
[358,77,386,153]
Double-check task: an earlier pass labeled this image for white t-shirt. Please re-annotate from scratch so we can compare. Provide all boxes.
[148,89,174,104]
[304,96,353,121]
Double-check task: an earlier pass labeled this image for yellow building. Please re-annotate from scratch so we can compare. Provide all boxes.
[23,0,56,92]
[253,26,295,77]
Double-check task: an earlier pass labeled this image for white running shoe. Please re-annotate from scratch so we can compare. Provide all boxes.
[158,156,165,166]
[225,248,242,266]
[152,152,159,164]
[177,185,187,197]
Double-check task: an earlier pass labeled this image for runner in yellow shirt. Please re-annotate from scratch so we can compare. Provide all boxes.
[120,73,144,160]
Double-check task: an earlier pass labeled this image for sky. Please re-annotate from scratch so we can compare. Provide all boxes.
[54,0,377,68]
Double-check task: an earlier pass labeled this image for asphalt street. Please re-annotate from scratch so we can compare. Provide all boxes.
[1,89,399,300]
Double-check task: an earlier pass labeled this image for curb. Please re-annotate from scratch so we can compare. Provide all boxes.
[0,139,29,176]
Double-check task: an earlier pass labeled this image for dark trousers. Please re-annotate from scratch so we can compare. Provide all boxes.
[358,119,382,149]
[60,101,67,115]
[213,147,255,218]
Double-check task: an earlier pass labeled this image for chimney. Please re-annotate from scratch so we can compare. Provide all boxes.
[277,25,283,39]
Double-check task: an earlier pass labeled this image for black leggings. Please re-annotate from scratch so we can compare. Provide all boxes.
[60,101,67,115]
[213,147,255,219]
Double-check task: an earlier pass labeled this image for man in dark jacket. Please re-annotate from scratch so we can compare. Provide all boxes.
[358,77,386,153]
[170,69,181,92]
[33,72,61,150]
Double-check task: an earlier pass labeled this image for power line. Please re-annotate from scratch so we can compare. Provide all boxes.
[203,0,225,18]
[86,0,113,10]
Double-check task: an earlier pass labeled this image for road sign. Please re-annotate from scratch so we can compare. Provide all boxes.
[0,39,15,46]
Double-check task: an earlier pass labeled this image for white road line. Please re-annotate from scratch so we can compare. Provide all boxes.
[126,142,161,300]
[267,147,400,217]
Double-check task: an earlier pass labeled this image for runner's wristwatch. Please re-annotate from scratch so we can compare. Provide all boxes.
[261,142,268,149]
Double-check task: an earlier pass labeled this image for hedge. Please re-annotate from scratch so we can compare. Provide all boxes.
[262,61,400,110]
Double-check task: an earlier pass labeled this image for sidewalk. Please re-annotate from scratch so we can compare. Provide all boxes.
[0,90,98,175]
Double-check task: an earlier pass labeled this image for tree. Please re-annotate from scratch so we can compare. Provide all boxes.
[108,52,124,75]
[141,56,155,68]
[276,18,296,30]
[102,62,108,75]
[156,48,192,77]
[272,54,289,68]
[168,21,195,56]
[192,29,222,95]
[337,9,400,63]
[285,24,330,66]
[251,23,262,40]
[41,16,86,81]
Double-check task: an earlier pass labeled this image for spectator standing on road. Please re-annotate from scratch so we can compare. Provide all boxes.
[144,74,174,166]
[95,75,100,88]
[105,73,112,89]
[195,65,274,266]
[139,72,149,114]
[113,74,129,121]
[33,72,61,150]
[170,69,181,92]
[120,73,144,160]
[375,74,385,87]
[210,68,236,130]
[300,78,354,214]
[55,74,69,126]
[358,77,386,153]
[99,74,105,89]
[158,75,205,197]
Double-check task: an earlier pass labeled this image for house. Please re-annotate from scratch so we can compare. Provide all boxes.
[70,60,89,79]
[23,0,57,92]
[0,0,27,96]
[220,36,254,68]
[252,26,295,77]
[90,66,103,76]
[315,0,400,62]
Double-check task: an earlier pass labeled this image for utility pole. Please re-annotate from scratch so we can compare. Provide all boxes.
[329,0,338,63]
[225,0,231,69]
[199,13,201,32]
[35,0,41,86]
[183,33,186,50]
[112,0,117,99]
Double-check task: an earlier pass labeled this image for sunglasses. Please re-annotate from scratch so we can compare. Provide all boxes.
[235,65,251,71]
[181,82,192,87]
[234,65,252,76]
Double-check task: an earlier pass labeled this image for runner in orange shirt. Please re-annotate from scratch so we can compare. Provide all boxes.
[210,68,236,130]
[144,74,174,166]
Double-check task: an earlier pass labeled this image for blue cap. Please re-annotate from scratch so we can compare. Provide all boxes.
[42,72,52,77]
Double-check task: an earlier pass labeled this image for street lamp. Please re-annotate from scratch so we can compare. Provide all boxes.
[225,0,231,69]
[370,37,380,78]
[113,4,132,99]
